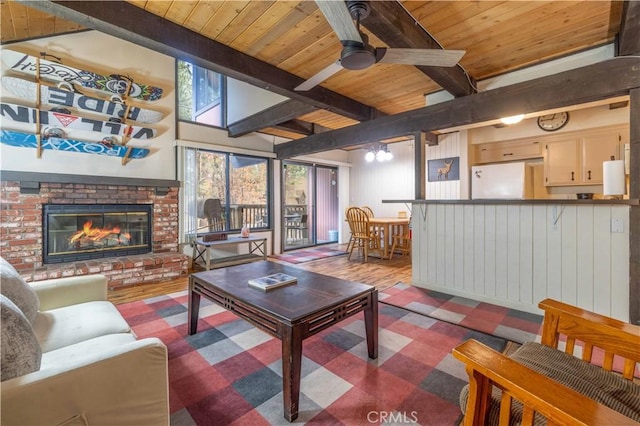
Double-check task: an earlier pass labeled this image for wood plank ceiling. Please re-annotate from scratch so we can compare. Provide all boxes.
[0,1,628,147]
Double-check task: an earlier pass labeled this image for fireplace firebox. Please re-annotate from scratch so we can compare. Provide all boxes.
[43,204,152,264]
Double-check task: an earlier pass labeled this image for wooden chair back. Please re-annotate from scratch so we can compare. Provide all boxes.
[346,207,370,238]
[539,299,640,379]
[453,298,640,425]
[345,207,379,262]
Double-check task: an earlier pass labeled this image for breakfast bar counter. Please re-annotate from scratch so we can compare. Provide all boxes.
[383,198,632,323]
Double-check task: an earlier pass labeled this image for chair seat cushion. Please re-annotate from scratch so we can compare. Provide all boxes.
[460,341,640,423]
[33,301,131,353]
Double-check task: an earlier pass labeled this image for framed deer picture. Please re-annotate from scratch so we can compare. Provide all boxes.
[427,157,460,182]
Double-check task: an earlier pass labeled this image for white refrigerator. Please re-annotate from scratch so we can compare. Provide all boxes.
[471,162,533,199]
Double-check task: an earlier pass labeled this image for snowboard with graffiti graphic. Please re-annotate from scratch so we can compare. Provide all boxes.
[0,130,150,159]
[1,102,156,140]
[2,49,163,101]
[1,77,163,124]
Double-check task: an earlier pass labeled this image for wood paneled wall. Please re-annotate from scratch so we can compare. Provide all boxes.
[412,202,630,321]
[426,131,469,200]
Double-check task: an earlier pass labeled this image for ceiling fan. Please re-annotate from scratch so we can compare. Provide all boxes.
[295,0,465,91]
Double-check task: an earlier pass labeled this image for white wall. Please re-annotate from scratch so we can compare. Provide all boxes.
[1,31,176,179]
[347,142,415,217]
[226,78,288,125]
[177,121,275,153]
[426,130,469,200]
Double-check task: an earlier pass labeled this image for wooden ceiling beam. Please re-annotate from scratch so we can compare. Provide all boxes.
[363,1,475,97]
[19,0,381,123]
[273,120,314,135]
[618,0,640,56]
[275,57,640,158]
[228,100,316,137]
[273,120,330,136]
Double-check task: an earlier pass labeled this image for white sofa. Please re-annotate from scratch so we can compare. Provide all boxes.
[1,258,169,426]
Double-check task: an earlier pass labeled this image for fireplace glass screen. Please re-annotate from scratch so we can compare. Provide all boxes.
[43,204,152,263]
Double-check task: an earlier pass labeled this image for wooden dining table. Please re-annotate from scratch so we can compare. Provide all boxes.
[369,217,410,259]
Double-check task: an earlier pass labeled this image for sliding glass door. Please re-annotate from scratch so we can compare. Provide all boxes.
[282,162,339,251]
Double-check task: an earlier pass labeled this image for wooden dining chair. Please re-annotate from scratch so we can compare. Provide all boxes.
[344,207,356,253]
[361,206,374,218]
[346,207,379,263]
[390,229,411,259]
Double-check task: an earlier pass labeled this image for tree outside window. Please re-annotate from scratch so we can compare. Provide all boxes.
[188,148,269,234]
[177,60,224,127]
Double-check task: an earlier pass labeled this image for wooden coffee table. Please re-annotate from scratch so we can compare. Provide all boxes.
[188,261,378,422]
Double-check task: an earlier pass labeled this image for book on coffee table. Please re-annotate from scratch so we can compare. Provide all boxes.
[248,273,298,291]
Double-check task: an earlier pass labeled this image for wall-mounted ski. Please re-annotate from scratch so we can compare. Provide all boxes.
[2,50,163,101]
[1,77,164,123]
[1,103,157,140]
[1,130,150,159]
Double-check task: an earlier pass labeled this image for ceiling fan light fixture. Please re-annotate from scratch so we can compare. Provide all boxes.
[365,144,392,163]
[341,41,376,70]
[500,114,525,125]
[365,148,375,162]
[378,145,392,162]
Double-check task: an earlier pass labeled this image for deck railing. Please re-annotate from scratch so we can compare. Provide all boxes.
[197,203,268,232]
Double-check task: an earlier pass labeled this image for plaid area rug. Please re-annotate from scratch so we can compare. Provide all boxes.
[117,291,508,425]
[380,283,543,345]
[270,247,346,264]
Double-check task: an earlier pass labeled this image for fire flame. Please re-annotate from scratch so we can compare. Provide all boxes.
[69,221,131,244]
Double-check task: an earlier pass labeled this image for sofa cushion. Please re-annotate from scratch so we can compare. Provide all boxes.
[33,301,131,353]
[40,333,138,370]
[460,341,640,423]
[1,295,42,381]
[0,257,39,324]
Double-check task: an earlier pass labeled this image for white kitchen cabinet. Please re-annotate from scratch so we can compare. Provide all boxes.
[544,127,623,186]
[581,130,622,183]
[474,139,543,164]
[544,137,580,185]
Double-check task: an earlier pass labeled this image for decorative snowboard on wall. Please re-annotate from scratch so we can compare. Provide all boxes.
[1,50,165,164]
[2,50,164,101]
[0,130,150,159]
[2,76,164,124]
[1,102,157,140]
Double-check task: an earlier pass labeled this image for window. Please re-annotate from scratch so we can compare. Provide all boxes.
[181,147,270,242]
[177,60,225,127]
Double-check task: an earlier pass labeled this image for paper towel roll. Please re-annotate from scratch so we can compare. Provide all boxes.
[603,160,625,196]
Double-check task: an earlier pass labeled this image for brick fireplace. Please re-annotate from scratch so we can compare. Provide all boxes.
[0,172,188,290]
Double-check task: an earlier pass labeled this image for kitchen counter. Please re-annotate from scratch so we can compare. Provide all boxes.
[400,199,631,321]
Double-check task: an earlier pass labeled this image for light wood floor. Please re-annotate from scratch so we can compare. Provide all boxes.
[107,243,412,304]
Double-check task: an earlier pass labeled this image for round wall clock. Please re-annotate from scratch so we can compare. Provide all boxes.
[537,112,569,131]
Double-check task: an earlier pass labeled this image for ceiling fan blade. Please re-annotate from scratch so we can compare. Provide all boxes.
[378,48,465,67]
[316,0,363,44]
[295,60,344,91]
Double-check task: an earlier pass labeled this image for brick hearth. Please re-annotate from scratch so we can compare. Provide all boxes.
[0,175,188,290]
